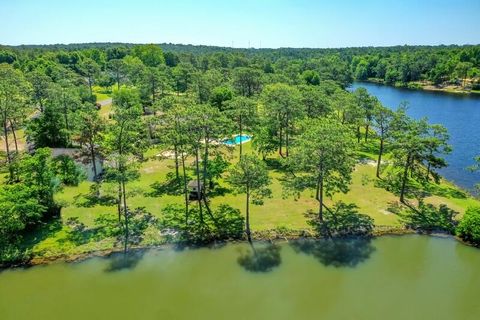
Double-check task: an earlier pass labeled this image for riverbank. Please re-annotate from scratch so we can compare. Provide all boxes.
[0,226,429,269]
[2,140,478,269]
[363,78,480,95]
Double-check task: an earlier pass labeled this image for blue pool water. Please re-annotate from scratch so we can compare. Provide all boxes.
[223,134,252,145]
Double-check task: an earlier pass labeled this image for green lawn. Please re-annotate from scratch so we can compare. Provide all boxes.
[22,138,477,259]
[93,85,112,102]
[2,131,477,260]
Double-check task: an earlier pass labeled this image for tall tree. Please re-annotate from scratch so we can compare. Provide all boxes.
[27,70,51,112]
[225,96,257,158]
[75,104,105,180]
[107,59,126,90]
[103,87,145,252]
[390,110,450,203]
[262,83,302,158]
[79,57,100,96]
[372,103,395,178]
[286,118,355,221]
[354,87,377,142]
[0,64,30,181]
[232,67,263,97]
[227,155,271,241]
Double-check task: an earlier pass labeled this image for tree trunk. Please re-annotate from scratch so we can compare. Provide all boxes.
[121,179,129,254]
[181,151,189,225]
[376,138,384,178]
[88,77,93,96]
[246,188,251,242]
[9,120,18,156]
[316,173,324,222]
[400,154,411,203]
[174,144,179,180]
[151,79,156,104]
[278,125,284,158]
[89,142,98,179]
[365,124,369,142]
[285,116,290,158]
[239,115,243,159]
[3,117,13,182]
[425,151,433,181]
[357,126,361,143]
[194,147,204,223]
[117,182,122,222]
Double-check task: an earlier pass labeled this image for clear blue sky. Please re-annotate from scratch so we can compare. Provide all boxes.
[1,0,479,48]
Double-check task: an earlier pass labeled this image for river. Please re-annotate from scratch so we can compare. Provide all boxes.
[350,82,480,192]
[1,235,480,320]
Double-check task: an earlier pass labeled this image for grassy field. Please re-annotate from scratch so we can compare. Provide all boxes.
[93,85,112,102]
[3,94,477,259]
[20,137,478,259]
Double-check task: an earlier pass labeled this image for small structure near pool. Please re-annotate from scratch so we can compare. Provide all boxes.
[188,180,204,200]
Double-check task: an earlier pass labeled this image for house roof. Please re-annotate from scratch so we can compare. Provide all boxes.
[188,180,204,188]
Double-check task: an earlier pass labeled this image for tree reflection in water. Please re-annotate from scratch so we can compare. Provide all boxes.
[104,250,145,273]
[237,241,282,273]
[291,237,375,268]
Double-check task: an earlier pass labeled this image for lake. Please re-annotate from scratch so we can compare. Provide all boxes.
[1,235,480,320]
[350,82,480,192]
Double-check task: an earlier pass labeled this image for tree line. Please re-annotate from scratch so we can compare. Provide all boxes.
[1,43,479,264]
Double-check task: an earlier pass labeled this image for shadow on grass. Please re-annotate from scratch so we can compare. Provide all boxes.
[146,177,183,197]
[73,184,117,208]
[424,183,467,199]
[375,174,467,201]
[264,158,287,173]
[400,201,458,234]
[208,185,232,197]
[21,219,63,250]
[290,237,376,268]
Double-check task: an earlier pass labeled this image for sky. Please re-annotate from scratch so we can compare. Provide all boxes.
[1,0,479,48]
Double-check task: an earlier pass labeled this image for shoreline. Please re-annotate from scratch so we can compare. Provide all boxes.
[2,226,472,270]
[360,79,480,96]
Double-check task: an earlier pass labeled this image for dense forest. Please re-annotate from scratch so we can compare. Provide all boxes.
[1,43,480,266]
[2,43,480,89]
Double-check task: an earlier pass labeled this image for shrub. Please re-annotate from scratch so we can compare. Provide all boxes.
[456,207,480,245]
[53,155,85,186]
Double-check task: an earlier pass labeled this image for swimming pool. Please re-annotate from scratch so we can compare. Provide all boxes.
[222,134,252,145]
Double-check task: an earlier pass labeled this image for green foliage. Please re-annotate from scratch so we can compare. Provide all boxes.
[456,207,480,245]
[52,155,85,186]
[232,67,263,97]
[302,70,320,85]
[285,117,355,219]
[209,86,233,110]
[19,148,60,212]
[132,44,165,67]
[0,183,45,264]
[227,155,271,201]
[401,201,458,233]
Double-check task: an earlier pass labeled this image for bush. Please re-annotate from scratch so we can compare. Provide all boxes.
[456,207,480,245]
[53,155,85,186]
